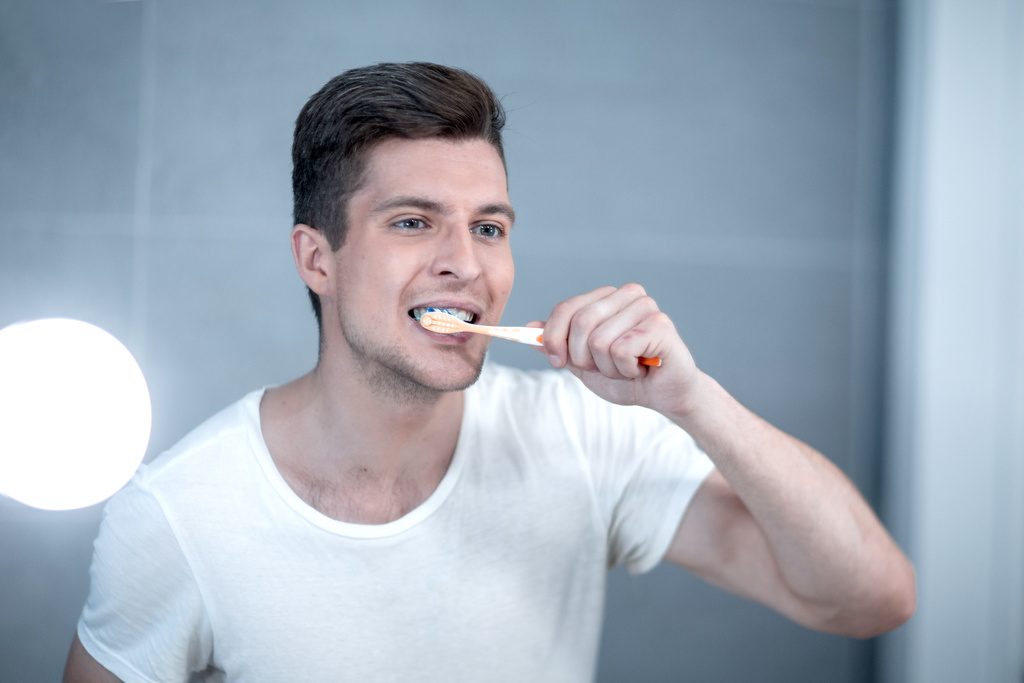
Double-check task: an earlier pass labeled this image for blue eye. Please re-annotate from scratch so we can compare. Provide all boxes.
[472,223,505,239]
[394,218,427,230]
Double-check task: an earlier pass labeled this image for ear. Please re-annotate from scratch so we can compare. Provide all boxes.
[291,224,335,299]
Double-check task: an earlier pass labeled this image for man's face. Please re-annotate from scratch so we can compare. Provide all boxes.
[329,137,515,399]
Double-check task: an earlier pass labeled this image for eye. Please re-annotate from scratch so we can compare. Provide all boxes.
[471,223,506,239]
[393,218,428,231]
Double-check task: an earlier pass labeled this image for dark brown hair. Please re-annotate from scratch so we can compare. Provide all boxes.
[291,62,507,328]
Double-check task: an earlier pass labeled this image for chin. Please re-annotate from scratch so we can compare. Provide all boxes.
[339,320,488,398]
[418,351,486,392]
[361,346,485,403]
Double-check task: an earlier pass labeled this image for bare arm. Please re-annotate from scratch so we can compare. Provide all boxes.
[665,373,915,637]
[540,284,916,637]
[63,634,121,683]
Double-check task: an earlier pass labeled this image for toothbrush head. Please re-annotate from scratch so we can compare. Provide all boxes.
[419,308,465,334]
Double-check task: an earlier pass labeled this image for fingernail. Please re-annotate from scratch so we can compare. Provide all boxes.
[548,354,562,368]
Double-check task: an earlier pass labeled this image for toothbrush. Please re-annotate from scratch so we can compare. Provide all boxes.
[419,308,662,367]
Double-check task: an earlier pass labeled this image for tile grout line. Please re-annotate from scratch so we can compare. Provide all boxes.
[842,4,876,682]
[129,0,157,365]
[511,232,865,272]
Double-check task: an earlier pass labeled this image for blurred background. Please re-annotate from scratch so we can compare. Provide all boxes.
[0,0,1020,681]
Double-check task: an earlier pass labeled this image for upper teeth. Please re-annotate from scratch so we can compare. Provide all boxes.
[414,307,474,322]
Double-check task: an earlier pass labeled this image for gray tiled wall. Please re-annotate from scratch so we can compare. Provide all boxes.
[0,1,894,681]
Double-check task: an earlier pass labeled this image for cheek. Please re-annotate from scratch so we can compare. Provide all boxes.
[334,258,393,322]
[341,248,403,293]
[491,257,515,305]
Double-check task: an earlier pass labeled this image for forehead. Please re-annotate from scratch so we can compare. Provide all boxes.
[354,137,510,207]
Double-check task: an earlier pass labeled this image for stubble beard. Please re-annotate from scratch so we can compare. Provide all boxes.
[340,319,486,405]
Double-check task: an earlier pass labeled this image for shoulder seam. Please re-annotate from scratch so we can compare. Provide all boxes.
[134,481,218,654]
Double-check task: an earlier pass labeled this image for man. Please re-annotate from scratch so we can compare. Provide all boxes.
[65,62,914,682]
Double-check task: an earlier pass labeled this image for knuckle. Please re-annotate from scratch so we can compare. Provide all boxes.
[569,343,596,367]
[590,330,615,350]
[571,353,596,372]
[573,307,602,330]
[610,347,631,366]
[651,311,674,328]
[610,353,638,377]
[542,331,564,351]
[622,282,646,297]
[609,335,633,358]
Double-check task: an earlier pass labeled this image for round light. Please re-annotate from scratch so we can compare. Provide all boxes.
[0,319,151,510]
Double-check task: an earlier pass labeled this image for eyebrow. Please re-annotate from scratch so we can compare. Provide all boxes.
[370,195,516,224]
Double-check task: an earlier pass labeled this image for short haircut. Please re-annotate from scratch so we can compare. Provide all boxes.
[291,62,507,329]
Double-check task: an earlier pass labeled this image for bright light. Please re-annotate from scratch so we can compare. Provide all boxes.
[0,319,151,510]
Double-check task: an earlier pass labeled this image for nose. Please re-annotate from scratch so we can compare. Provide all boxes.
[430,225,483,281]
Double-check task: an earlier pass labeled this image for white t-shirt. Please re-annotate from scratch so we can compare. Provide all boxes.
[77,363,714,683]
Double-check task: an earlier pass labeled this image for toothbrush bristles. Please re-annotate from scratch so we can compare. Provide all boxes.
[420,311,464,335]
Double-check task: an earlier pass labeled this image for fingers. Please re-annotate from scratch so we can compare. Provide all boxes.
[542,285,617,367]
[592,298,662,379]
[543,283,662,376]
[566,289,641,370]
[607,311,673,378]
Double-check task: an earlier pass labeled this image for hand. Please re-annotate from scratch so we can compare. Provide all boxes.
[531,284,703,414]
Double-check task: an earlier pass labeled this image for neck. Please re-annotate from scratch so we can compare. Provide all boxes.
[261,347,465,495]
[310,357,463,476]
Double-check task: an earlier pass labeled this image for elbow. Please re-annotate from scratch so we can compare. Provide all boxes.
[890,561,918,627]
[880,559,917,634]
[843,558,917,639]
[809,554,916,639]
[853,583,916,639]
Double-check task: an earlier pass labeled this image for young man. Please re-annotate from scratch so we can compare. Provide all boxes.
[65,63,914,682]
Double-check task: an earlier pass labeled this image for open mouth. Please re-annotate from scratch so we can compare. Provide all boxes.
[409,307,477,324]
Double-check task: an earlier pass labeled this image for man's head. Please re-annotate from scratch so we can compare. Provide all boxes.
[292,62,507,328]
[290,63,515,401]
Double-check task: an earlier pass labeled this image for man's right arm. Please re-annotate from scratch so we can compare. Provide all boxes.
[63,633,121,683]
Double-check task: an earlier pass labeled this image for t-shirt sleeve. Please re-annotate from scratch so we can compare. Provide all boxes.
[77,474,213,683]
[558,373,716,575]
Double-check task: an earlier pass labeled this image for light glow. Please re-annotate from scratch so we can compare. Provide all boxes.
[0,319,151,510]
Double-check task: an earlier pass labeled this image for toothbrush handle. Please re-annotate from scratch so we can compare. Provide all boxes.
[484,326,545,347]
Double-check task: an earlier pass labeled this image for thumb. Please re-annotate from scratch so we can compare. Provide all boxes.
[522,320,550,358]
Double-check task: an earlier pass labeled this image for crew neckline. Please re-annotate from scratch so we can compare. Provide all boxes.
[244,384,475,539]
